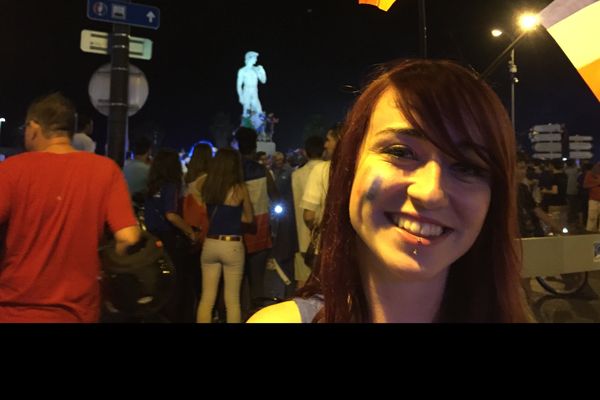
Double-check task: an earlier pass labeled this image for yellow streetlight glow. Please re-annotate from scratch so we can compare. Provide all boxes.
[518,13,540,31]
[491,29,503,37]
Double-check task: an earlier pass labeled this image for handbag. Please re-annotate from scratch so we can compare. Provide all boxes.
[303,224,321,268]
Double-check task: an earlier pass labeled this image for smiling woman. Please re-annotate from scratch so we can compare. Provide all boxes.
[248,59,531,323]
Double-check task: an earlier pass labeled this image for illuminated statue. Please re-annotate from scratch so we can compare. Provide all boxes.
[237,51,267,119]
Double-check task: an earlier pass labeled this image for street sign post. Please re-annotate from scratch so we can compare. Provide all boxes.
[80,29,153,60]
[87,0,160,30]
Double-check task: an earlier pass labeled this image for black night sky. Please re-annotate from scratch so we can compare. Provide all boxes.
[0,0,598,155]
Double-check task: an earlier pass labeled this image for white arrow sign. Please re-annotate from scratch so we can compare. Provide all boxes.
[530,133,562,142]
[570,142,593,151]
[531,124,564,133]
[533,153,563,160]
[147,11,156,23]
[570,135,593,142]
[534,142,562,152]
[570,151,594,159]
[80,30,153,60]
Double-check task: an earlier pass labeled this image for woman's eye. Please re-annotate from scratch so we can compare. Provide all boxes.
[382,145,417,160]
[452,163,489,179]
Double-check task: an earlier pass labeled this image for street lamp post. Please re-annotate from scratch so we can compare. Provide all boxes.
[489,30,519,131]
[485,13,540,133]
[509,48,517,132]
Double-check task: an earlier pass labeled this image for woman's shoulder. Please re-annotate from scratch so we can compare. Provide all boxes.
[246,300,302,323]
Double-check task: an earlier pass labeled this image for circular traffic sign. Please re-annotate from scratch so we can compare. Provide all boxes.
[88,63,149,117]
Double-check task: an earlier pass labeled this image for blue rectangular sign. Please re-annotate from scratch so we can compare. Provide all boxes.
[87,0,160,30]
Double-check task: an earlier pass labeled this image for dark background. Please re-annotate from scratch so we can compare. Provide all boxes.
[0,0,598,155]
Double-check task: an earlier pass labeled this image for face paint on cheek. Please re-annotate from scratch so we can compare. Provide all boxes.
[353,175,384,228]
[365,176,383,203]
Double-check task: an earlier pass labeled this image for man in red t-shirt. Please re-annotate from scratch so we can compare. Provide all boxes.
[0,93,140,322]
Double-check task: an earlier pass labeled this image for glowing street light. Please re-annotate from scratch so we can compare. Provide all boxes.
[491,29,503,38]
[518,13,540,32]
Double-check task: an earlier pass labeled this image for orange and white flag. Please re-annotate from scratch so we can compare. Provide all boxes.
[540,0,600,101]
[358,0,397,12]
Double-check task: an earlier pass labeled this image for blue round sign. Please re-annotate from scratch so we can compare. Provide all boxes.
[92,2,108,17]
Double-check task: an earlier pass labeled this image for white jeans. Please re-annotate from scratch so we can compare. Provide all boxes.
[587,199,600,232]
[196,239,245,323]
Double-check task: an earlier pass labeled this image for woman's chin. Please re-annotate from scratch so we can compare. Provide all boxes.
[379,251,448,281]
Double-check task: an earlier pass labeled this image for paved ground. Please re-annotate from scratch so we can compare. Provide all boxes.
[525,270,600,323]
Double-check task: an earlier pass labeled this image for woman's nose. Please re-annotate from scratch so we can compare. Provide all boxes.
[406,160,449,209]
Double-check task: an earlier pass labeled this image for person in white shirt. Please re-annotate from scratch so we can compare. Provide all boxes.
[301,124,342,231]
[292,136,324,288]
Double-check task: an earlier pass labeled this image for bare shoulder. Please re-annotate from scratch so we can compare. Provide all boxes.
[246,301,302,323]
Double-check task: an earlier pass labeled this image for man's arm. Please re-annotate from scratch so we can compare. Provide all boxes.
[114,225,141,256]
[105,164,143,254]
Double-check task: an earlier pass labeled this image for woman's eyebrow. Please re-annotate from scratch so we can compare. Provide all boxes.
[374,127,424,139]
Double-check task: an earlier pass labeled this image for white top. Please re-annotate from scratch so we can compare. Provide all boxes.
[300,160,330,227]
[292,159,325,252]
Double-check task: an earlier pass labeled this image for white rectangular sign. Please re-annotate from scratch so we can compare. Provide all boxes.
[80,29,153,60]
[570,151,593,159]
[569,142,593,150]
[570,135,594,142]
[530,133,562,142]
[531,124,563,133]
[532,153,562,160]
[534,142,562,152]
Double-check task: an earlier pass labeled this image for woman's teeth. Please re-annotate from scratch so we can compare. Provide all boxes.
[394,216,444,238]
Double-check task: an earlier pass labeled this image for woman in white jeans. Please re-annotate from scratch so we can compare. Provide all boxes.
[196,149,254,323]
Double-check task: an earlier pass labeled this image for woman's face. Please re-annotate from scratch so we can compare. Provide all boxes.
[349,89,492,281]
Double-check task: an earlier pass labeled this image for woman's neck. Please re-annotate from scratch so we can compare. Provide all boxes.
[357,243,449,323]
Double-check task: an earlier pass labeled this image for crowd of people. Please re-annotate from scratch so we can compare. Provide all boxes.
[2,58,600,323]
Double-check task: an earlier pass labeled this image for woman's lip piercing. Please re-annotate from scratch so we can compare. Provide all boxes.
[413,238,422,255]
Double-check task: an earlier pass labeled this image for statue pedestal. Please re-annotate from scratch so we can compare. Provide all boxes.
[257,141,276,155]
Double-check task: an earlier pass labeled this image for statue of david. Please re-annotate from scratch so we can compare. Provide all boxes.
[237,51,267,118]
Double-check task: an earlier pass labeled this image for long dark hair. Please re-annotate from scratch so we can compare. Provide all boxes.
[202,148,244,205]
[185,143,213,184]
[298,59,528,323]
[146,149,183,197]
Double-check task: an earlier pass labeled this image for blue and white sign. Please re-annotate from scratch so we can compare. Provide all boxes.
[87,0,160,30]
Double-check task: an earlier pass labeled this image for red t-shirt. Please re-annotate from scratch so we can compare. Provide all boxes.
[0,152,137,322]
